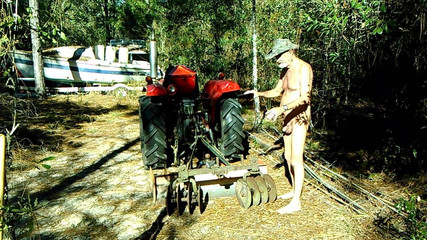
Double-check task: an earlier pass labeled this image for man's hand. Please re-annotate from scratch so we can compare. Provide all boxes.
[243,89,259,97]
[265,107,284,121]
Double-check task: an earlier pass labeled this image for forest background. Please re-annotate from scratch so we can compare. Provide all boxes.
[3,0,424,176]
[0,0,425,235]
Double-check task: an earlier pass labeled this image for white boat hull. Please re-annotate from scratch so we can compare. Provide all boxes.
[14,49,160,86]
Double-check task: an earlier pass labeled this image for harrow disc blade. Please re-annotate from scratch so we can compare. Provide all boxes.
[255,175,269,204]
[186,183,193,214]
[246,176,260,206]
[263,174,277,202]
[235,179,252,209]
[197,185,204,214]
[176,184,183,215]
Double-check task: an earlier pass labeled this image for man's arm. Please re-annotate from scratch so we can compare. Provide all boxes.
[244,79,283,98]
[258,79,283,98]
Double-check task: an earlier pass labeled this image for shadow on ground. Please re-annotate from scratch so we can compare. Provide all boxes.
[29,137,140,202]
[1,96,138,152]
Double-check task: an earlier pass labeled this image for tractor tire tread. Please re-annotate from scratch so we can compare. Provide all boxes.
[220,98,245,158]
[139,96,167,167]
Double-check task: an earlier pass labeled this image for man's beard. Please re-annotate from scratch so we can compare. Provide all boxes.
[278,62,289,69]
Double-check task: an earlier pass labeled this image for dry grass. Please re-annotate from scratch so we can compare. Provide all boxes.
[1,93,420,239]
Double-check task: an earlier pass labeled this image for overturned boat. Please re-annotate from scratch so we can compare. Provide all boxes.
[13,40,162,89]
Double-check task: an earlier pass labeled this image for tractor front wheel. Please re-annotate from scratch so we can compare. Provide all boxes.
[139,96,167,169]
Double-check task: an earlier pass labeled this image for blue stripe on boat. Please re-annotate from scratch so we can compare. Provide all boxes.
[15,58,147,76]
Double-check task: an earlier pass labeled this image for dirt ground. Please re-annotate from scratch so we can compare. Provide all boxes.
[2,93,417,239]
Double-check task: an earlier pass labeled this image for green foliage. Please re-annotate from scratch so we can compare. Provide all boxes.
[0,17,13,58]
[19,3,69,47]
[157,0,253,85]
[1,195,41,238]
[396,195,427,240]
[37,156,55,170]
[39,23,67,47]
[115,0,158,39]
[0,2,19,90]
[40,0,112,46]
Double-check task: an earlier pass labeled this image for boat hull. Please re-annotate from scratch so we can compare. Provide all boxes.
[14,51,159,86]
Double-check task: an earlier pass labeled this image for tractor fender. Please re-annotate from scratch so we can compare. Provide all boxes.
[203,80,241,123]
[146,83,168,97]
[203,80,240,102]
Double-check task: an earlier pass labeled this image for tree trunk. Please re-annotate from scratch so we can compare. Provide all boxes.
[29,0,46,98]
[252,0,260,119]
[104,0,111,44]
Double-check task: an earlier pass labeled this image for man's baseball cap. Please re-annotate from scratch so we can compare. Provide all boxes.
[265,39,299,59]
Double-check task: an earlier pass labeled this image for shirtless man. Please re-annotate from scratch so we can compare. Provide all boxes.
[245,39,313,214]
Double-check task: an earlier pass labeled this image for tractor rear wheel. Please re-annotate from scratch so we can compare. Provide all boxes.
[139,96,167,169]
[219,98,245,160]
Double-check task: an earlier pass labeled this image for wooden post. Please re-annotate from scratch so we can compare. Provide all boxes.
[0,134,5,240]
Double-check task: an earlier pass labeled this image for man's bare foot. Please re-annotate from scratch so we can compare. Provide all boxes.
[276,201,301,214]
[277,192,294,200]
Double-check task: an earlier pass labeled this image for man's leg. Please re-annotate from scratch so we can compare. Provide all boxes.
[278,134,294,199]
[277,123,307,214]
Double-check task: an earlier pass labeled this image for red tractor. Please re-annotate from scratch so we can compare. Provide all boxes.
[139,65,246,169]
[138,65,276,213]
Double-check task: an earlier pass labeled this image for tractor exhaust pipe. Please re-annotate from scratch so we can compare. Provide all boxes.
[149,31,158,79]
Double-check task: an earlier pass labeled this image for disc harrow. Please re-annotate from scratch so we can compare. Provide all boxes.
[235,173,277,209]
[152,158,277,215]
